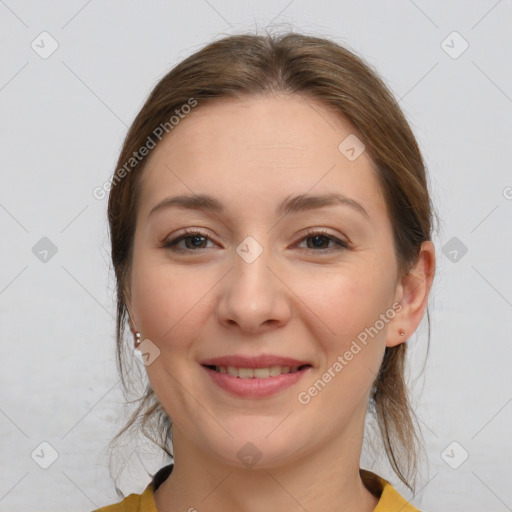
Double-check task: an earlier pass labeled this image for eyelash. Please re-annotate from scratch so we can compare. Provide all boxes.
[161,228,350,253]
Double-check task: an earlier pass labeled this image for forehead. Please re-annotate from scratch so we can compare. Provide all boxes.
[137,94,387,221]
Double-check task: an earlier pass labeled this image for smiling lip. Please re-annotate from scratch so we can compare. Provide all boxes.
[199,354,311,368]
[200,354,312,398]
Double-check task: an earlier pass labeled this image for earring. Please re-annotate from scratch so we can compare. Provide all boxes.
[399,329,406,337]
[134,331,141,346]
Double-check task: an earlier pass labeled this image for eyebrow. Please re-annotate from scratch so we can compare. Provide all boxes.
[148,192,370,219]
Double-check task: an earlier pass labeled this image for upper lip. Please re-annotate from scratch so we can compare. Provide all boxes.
[200,354,312,368]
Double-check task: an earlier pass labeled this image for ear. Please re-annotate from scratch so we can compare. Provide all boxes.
[126,306,137,335]
[123,280,137,335]
[387,240,436,347]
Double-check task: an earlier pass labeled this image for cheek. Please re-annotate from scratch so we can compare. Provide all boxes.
[130,262,216,348]
[292,265,396,404]
[293,266,392,344]
[285,272,395,441]
[130,265,215,413]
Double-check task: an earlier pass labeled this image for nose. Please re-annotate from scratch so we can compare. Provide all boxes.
[215,244,292,334]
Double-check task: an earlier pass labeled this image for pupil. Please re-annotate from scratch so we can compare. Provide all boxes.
[309,235,327,248]
[189,236,205,248]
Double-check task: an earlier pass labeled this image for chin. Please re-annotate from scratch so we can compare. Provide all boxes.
[200,427,309,472]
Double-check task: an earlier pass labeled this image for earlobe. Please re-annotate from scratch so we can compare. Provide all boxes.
[386,323,408,348]
[386,240,436,348]
[126,308,142,348]
[125,301,137,335]
[125,297,143,348]
[123,282,136,334]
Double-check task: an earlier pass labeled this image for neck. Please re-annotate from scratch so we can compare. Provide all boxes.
[154,411,379,512]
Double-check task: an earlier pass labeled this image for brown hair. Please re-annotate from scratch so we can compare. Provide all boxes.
[107,30,435,492]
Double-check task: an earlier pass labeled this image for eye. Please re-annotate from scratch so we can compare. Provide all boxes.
[296,230,349,251]
[161,228,350,253]
[162,229,217,252]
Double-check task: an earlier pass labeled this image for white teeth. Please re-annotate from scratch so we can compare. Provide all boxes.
[269,365,282,377]
[253,368,270,378]
[238,367,254,378]
[215,365,301,378]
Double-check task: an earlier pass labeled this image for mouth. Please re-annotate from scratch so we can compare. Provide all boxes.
[202,364,312,379]
[200,356,313,398]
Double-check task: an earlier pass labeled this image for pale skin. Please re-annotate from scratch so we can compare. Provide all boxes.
[125,94,435,512]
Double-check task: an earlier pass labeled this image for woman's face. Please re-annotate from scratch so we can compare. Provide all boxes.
[127,94,409,468]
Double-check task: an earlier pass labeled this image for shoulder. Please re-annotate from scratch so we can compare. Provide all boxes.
[94,466,420,512]
[360,469,421,512]
[92,483,156,512]
[93,464,172,512]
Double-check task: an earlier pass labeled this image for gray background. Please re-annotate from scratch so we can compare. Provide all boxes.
[1,0,511,510]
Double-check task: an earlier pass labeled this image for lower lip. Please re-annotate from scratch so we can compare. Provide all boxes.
[202,365,311,398]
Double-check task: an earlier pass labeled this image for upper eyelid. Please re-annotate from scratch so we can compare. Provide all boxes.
[166,229,216,248]
[165,229,348,249]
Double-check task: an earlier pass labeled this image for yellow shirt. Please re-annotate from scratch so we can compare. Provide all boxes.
[93,466,419,512]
